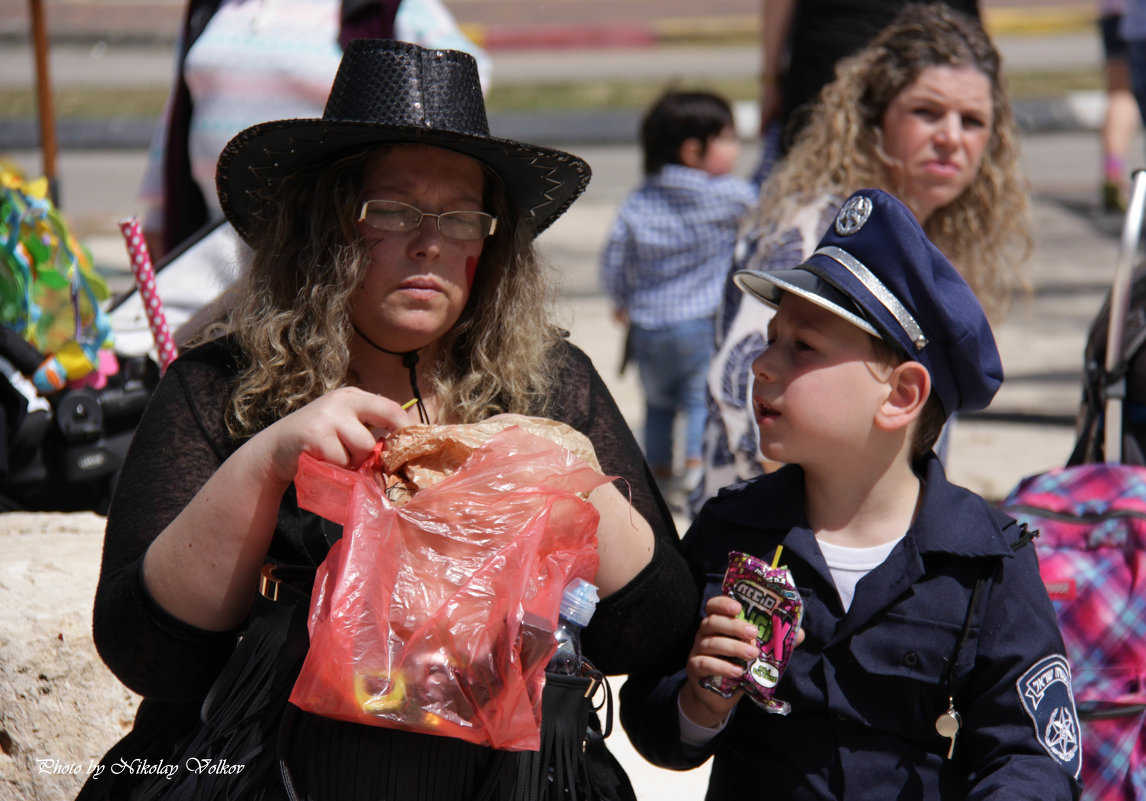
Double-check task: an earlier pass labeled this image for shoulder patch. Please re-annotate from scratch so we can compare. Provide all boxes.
[1016,654,1081,779]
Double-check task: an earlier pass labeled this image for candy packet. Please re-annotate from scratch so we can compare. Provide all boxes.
[701,548,803,715]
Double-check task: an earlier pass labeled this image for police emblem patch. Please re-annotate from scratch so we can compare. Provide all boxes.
[834,195,872,235]
[1016,655,1081,779]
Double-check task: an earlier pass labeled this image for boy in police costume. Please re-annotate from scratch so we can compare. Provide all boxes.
[620,189,1083,800]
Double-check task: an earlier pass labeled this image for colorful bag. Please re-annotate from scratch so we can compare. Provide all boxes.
[1001,463,1146,801]
[0,163,114,391]
[291,425,609,750]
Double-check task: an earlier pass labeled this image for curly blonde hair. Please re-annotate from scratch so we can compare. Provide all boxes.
[762,2,1031,321]
[223,146,562,438]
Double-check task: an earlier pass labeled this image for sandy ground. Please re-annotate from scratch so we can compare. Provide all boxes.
[0,512,140,801]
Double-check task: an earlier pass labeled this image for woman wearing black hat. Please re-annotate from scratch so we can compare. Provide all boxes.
[80,40,695,801]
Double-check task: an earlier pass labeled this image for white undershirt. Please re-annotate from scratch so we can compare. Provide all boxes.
[816,535,904,611]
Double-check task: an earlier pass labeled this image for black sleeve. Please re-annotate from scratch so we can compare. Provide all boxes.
[91,343,240,700]
[545,340,699,676]
[618,505,726,770]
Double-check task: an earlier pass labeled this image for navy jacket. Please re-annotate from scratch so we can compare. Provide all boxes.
[621,456,1083,800]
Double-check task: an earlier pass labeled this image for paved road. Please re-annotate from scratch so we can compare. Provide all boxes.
[0,28,1105,90]
[0,0,1099,46]
[0,27,1111,153]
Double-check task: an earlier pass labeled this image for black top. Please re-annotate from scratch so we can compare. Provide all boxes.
[82,335,698,800]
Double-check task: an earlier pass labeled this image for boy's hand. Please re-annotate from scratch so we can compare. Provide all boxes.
[612,307,629,326]
[679,595,761,728]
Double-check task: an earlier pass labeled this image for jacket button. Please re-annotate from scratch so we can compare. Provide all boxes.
[903,651,919,667]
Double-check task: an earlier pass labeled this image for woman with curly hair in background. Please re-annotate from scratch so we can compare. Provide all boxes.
[694,2,1031,510]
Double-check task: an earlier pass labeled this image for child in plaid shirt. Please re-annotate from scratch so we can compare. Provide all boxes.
[601,90,755,499]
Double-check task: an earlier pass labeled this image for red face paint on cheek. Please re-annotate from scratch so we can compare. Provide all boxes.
[465,256,479,288]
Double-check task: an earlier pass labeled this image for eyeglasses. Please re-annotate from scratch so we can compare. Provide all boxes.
[357,199,497,241]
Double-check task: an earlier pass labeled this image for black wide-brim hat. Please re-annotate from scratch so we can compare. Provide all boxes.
[217,39,591,245]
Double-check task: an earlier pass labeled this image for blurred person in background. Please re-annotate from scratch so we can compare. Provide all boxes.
[1123,0,1146,156]
[755,0,979,183]
[696,3,1031,512]
[601,90,755,507]
[1104,0,1142,211]
[141,0,490,260]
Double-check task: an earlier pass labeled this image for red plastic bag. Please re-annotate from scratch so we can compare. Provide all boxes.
[290,422,609,751]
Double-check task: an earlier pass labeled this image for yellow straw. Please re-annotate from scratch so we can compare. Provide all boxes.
[401,398,419,411]
[772,546,783,569]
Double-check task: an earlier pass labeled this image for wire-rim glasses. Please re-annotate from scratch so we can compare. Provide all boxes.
[357,199,498,241]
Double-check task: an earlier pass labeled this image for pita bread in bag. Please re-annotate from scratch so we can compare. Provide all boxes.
[377,414,602,505]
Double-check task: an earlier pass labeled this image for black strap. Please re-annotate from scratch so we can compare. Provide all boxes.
[400,351,429,424]
[133,581,312,801]
[940,523,1039,706]
[1011,521,1039,551]
[469,665,627,801]
[351,322,430,423]
[939,574,990,701]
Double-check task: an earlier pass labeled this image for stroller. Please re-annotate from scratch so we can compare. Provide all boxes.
[0,328,156,513]
[1000,171,1146,800]
[0,168,160,513]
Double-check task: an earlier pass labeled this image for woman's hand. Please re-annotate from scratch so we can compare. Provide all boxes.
[252,386,413,485]
[679,596,760,727]
[142,387,410,632]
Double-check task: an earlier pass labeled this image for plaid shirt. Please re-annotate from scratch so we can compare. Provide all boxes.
[600,165,755,328]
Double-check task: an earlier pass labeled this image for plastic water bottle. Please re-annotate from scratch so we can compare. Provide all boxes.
[548,578,599,675]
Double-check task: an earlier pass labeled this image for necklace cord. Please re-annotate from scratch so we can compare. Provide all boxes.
[352,323,430,423]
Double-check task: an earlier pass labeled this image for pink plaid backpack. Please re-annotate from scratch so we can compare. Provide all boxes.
[1001,460,1146,801]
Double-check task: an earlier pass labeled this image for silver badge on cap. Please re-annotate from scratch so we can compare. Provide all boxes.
[834,196,873,236]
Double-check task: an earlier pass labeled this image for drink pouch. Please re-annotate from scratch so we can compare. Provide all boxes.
[700,549,803,715]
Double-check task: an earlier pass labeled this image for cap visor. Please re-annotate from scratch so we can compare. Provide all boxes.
[733,268,879,337]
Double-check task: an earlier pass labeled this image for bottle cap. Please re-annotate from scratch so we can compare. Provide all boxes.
[559,577,599,628]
